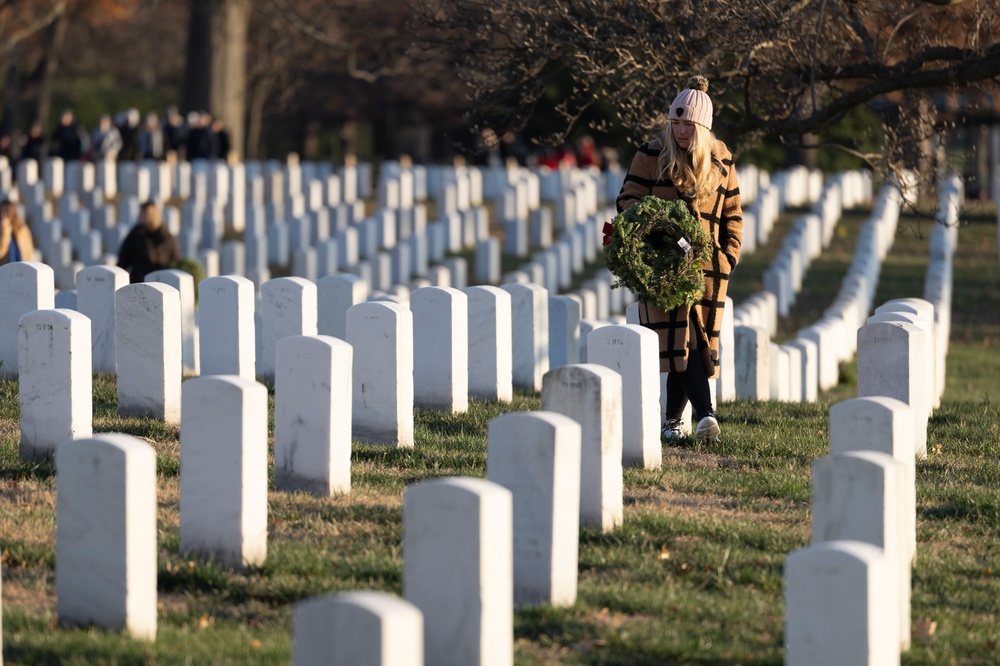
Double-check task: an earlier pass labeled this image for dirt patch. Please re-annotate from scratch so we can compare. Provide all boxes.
[3,576,55,617]
[662,446,740,470]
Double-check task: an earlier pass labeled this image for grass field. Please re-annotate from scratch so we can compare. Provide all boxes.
[0,196,998,664]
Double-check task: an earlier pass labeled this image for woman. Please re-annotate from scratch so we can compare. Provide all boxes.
[616,75,743,444]
[0,199,35,265]
[117,200,181,283]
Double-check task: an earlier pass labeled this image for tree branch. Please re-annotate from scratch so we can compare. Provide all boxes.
[732,46,1000,136]
[0,0,68,58]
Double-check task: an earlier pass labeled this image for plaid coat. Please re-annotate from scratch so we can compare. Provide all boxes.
[616,137,743,377]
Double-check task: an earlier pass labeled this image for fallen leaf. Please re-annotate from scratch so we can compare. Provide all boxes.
[913,616,937,644]
[599,607,609,615]
[250,639,262,650]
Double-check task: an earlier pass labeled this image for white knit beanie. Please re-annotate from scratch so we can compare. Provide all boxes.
[669,75,713,130]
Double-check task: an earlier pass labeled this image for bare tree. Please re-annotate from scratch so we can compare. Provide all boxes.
[415,0,1000,181]
[0,0,141,135]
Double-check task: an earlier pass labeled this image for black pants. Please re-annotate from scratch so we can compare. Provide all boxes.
[665,358,714,423]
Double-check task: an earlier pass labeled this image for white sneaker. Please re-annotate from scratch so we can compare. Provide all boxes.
[695,415,721,443]
[661,419,683,442]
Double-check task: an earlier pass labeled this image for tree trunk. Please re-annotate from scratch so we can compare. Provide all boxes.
[246,74,273,160]
[32,7,68,129]
[181,0,213,115]
[1,59,23,139]
[182,0,250,159]
[210,0,250,161]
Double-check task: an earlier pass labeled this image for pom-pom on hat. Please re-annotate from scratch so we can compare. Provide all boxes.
[669,75,713,130]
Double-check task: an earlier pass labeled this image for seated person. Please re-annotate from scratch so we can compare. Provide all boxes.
[117,201,181,283]
[0,199,35,265]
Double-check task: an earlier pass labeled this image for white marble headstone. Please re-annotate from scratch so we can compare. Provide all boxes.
[856,321,928,458]
[586,325,661,469]
[812,450,909,650]
[785,540,899,666]
[18,309,92,460]
[293,591,423,666]
[411,287,469,412]
[115,282,182,422]
[198,275,256,379]
[346,301,414,447]
[403,477,513,666]
[487,411,581,608]
[180,375,268,568]
[56,434,157,640]
[734,325,770,400]
[540,364,623,531]
[463,286,513,402]
[145,269,198,375]
[317,273,368,341]
[77,265,129,374]
[500,283,548,392]
[275,335,352,496]
[548,295,581,369]
[0,262,55,377]
[259,277,318,381]
[830,396,916,566]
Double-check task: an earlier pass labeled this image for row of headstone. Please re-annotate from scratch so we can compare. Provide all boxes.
[360,347,655,663]
[924,174,960,410]
[53,336,362,637]
[784,394,918,665]
[731,179,897,403]
[15,156,373,218]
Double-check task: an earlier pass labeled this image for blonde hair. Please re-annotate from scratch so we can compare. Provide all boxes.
[659,122,717,198]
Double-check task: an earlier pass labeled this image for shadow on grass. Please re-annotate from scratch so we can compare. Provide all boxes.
[919,494,1000,530]
[0,453,55,481]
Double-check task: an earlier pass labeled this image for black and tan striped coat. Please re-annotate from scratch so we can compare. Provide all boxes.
[615,136,743,378]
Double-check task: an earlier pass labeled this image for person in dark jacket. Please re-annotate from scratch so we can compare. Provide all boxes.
[20,123,45,163]
[49,109,86,161]
[211,117,231,161]
[117,201,181,283]
[186,111,213,160]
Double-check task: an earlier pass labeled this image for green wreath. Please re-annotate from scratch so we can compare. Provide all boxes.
[603,195,713,311]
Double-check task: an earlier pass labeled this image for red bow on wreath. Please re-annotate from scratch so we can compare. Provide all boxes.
[602,221,613,246]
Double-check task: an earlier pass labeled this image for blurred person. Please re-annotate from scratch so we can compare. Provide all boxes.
[499,130,528,166]
[576,135,600,168]
[139,112,165,160]
[0,134,15,163]
[186,111,212,160]
[117,200,180,283]
[90,114,123,161]
[0,199,35,265]
[163,106,187,156]
[210,117,230,160]
[118,108,142,161]
[49,109,86,161]
[20,123,45,163]
[556,142,578,168]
